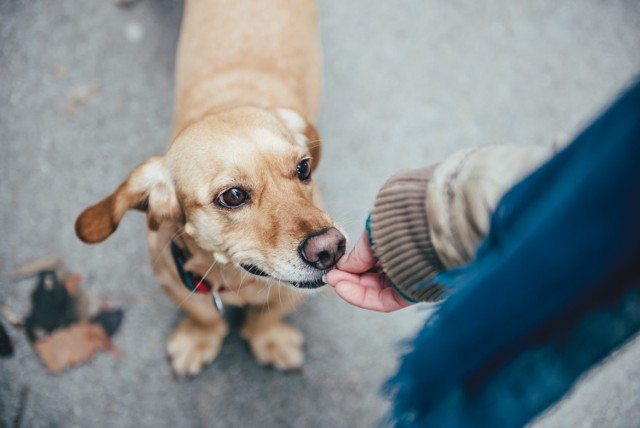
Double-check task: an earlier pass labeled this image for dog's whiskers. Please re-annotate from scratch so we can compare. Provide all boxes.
[236,269,249,297]
[258,282,270,316]
[257,281,270,297]
[176,259,217,310]
[176,283,199,310]
[265,282,272,314]
[237,265,255,295]
[151,227,186,271]
[277,278,283,308]
[220,264,231,290]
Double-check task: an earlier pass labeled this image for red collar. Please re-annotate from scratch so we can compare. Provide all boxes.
[171,241,228,315]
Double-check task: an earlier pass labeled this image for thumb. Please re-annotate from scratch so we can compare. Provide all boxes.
[337,229,378,274]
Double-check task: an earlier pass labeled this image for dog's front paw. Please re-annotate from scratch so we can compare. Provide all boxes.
[243,322,304,371]
[167,317,228,377]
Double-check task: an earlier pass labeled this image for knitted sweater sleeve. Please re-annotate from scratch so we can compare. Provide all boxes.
[369,145,553,302]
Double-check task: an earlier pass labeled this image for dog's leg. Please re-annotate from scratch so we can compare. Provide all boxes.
[163,287,228,377]
[147,227,228,377]
[241,288,306,371]
[156,262,227,377]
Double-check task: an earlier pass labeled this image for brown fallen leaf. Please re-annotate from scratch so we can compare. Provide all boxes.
[33,322,110,374]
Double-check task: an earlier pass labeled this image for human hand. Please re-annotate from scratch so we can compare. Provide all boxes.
[325,229,414,313]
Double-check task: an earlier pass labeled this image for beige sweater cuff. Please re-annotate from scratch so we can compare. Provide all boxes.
[370,166,446,302]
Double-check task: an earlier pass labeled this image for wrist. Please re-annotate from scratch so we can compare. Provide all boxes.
[369,166,446,302]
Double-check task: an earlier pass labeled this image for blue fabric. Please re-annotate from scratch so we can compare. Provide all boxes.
[385,79,640,428]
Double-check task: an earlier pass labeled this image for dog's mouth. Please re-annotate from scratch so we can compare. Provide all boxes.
[241,264,326,289]
[287,277,326,289]
[241,264,269,277]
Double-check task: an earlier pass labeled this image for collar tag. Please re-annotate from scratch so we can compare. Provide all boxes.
[212,289,224,316]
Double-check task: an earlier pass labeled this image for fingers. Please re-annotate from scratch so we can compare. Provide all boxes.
[337,229,377,274]
[326,270,388,290]
[326,268,413,312]
[327,227,414,312]
[325,269,360,286]
[333,282,413,313]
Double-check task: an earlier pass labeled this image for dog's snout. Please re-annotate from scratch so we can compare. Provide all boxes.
[299,227,346,270]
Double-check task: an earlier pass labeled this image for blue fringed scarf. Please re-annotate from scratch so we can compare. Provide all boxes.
[384,79,640,428]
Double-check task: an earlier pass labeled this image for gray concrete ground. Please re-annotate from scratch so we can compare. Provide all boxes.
[1,0,639,427]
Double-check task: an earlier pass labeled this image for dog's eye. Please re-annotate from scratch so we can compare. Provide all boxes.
[217,188,250,208]
[296,159,311,181]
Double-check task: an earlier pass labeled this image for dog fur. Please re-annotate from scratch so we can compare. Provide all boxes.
[75,0,344,376]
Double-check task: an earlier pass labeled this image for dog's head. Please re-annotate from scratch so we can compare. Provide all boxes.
[75,107,345,289]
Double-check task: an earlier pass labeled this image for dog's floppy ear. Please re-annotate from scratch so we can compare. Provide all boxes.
[275,108,322,170]
[75,156,182,244]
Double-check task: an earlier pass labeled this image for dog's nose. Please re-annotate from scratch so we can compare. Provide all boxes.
[299,227,346,270]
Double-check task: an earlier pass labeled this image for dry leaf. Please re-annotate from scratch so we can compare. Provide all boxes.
[34,322,110,374]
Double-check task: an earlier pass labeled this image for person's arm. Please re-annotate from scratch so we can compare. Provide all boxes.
[327,145,553,311]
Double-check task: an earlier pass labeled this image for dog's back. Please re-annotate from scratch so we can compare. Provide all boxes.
[171,0,321,139]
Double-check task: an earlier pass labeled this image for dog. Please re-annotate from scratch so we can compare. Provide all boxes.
[75,0,345,377]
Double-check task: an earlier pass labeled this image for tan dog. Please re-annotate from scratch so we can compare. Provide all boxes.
[75,0,346,377]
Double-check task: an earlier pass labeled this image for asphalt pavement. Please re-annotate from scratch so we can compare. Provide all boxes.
[1,0,639,427]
